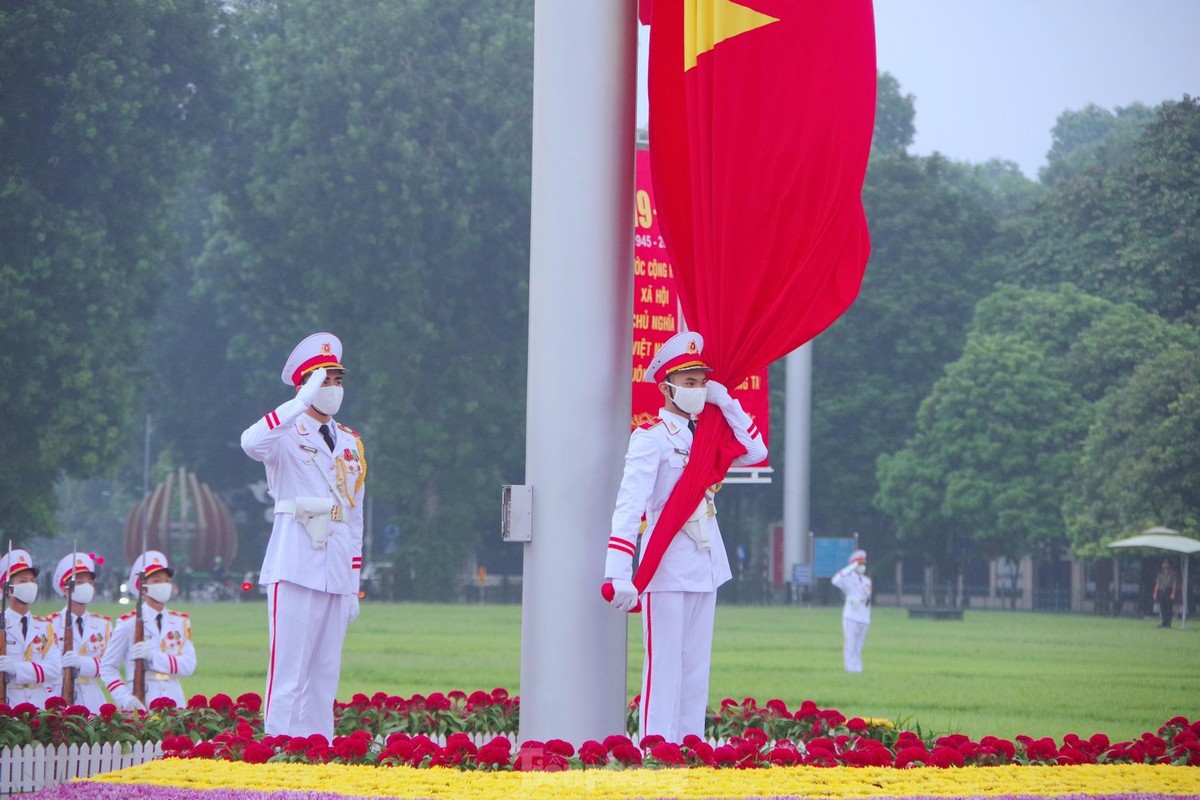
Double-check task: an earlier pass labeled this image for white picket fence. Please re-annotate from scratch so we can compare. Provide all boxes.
[0,741,162,795]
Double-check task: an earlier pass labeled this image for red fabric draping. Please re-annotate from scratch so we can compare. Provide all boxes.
[633,0,877,592]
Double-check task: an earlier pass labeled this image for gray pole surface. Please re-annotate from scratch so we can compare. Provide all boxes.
[783,344,812,593]
[518,0,637,743]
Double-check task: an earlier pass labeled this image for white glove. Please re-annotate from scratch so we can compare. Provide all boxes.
[609,579,639,612]
[0,654,18,676]
[296,367,328,407]
[61,651,81,671]
[130,640,156,662]
[348,593,360,622]
[116,691,147,712]
[704,380,735,409]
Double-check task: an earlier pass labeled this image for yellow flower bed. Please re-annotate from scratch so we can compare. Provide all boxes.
[93,759,1200,800]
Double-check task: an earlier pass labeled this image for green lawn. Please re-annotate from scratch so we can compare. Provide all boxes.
[83,600,1197,742]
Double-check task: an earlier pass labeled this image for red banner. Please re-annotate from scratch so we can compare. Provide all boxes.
[632,149,769,471]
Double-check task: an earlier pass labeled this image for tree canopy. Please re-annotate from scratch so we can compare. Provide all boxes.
[0,0,229,537]
[876,285,1196,567]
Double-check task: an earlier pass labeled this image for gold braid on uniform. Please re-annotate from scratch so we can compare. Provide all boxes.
[354,434,367,496]
[336,460,352,508]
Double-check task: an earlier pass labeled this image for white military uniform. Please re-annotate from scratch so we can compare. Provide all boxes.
[102,607,196,707]
[831,553,872,673]
[45,609,111,711]
[608,385,766,742]
[0,549,62,709]
[2,609,61,709]
[241,332,365,738]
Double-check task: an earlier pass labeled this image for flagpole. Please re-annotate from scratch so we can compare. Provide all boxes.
[783,344,812,600]
[518,0,637,743]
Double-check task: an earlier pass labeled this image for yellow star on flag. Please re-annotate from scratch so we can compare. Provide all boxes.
[684,0,780,71]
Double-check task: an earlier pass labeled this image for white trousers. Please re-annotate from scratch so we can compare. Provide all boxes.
[264,581,353,738]
[640,591,716,743]
[843,618,870,673]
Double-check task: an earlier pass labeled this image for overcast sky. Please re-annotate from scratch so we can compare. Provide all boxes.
[637,0,1199,179]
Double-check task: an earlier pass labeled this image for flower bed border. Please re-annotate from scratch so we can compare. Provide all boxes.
[2,691,1198,779]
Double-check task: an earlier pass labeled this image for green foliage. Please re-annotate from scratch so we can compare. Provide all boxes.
[876,285,1195,563]
[1065,342,1200,556]
[190,0,535,594]
[1010,97,1200,321]
[809,153,1016,550]
[872,71,915,154]
[1041,102,1154,185]
[0,0,229,536]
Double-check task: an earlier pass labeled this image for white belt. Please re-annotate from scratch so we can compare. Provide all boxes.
[275,497,342,548]
[647,498,713,551]
[275,499,344,521]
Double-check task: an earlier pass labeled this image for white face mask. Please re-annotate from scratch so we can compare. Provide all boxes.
[70,583,95,605]
[855,563,867,575]
[146,582,174,605]
[669,384,707,416]
[10,582,38,605]
[312,384,344,417]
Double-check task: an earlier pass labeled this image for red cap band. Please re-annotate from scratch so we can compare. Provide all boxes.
[291,355,345,387]
[653,354,710,384]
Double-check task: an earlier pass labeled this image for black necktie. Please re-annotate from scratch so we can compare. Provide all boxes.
[688,419,697,434]
[77,616,84,637]
[319,424,335,452]
[156,612,163,633]
[21,615,28,639]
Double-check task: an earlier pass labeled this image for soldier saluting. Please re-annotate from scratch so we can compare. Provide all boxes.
[242,332,366,739]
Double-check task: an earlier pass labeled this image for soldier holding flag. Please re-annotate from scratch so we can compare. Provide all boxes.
[604,331,766,743]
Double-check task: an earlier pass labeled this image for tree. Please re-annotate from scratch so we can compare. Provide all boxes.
[807,153,1018,556]
[1064,342,1200,556]
[872,71,915,155]
[875,285,1192,565]
[1040,102,1153,185]
[876,333,1086,567]
[0,0,229,536]
[1010,97,1200,322]
[183,0,535,596]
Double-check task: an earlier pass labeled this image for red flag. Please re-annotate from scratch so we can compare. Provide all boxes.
[634,0,876,592]
[639,0,654,26]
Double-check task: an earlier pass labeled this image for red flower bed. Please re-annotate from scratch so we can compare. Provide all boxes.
[3,692,1199,771]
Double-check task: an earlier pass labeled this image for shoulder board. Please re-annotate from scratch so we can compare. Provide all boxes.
[120,610,137,621]
[336,423,361,438]
[93,613,112,621]
[167,610,190,619]
[33,615,52,623]
[638,417,663,431]
[47,611,62,620]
